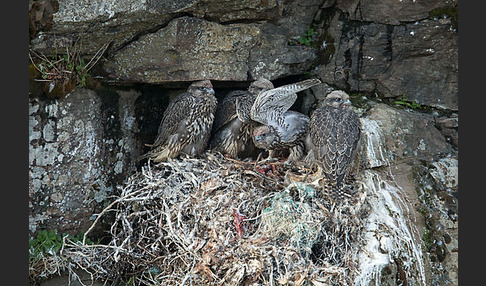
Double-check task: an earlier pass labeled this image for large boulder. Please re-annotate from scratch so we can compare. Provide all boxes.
[315,2,458,110]
[356,101,457,285]
[29,0,320,82]
[413,156,458,285]
[357,102,452,169]
[29,88,143,236]
[377,19,458,110]
[347,0,452,25]
[30,0,173,55]
[30,0,457,111]
[104,16,317,82]
[30,89,108,235]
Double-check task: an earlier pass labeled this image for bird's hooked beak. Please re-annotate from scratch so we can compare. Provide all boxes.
[342,99,352,109]
[206,87,215,95]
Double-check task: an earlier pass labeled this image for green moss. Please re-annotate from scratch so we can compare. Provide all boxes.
[429,6,458,31]
[29,230,63,258]
[422,227,434,250]
[349,92,372,110]
[29,229,95,261]
[289,27,319,47]
[393,94,425,110]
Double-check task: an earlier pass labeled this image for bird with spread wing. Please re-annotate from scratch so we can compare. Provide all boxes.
[250,78,321,162]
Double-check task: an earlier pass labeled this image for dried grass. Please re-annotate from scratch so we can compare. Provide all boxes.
[38,152,370,285]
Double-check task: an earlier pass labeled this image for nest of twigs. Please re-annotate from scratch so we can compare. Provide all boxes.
[54,152,370,285]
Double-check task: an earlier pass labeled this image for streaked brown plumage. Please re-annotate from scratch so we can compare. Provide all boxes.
[305,90,362,198]
[250,78,321,162]
[139,80,217,162]
[210,78,274,159]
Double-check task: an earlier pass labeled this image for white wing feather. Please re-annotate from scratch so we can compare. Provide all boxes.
[250,78,321,127]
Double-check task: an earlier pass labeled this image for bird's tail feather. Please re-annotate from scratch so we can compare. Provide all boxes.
[322,181,352,200]
[138,145,172,163]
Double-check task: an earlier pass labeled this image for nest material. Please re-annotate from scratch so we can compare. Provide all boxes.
[58,152,369,285]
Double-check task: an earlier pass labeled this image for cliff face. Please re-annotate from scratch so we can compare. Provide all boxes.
[29,0,458,285]
[30,0,457,109]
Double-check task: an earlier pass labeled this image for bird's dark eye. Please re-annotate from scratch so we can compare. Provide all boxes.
[336,98,342,102]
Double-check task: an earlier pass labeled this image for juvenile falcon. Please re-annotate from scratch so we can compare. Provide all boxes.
[139,80,217,162]
[305,90,362,198]
[210,78,274,159]
[250,78,321,162]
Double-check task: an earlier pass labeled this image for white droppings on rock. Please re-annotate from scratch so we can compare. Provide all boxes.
[355,170,427,286]
[359,118,389,168]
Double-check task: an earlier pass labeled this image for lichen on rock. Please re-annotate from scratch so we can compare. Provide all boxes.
[28,88,143,237]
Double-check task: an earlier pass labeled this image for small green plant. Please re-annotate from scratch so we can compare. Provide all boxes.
[29,229,94,261]
[29,41,109,97]
[31,48,88,88]
[29,229,63,258]
[422,227,434,250]
[298,28,318,46]
[394,94,423,110]
[29,229,96,283]
[429,5,458,31]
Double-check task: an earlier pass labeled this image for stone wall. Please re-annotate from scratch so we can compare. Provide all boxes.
[29,88,144,235]
[30,0,457,110]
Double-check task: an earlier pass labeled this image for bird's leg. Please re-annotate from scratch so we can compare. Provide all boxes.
[284,168,308,184]
[284,160,316,185]
[268,149,277,161]
[308,165,327,187]
[255,149,279,164]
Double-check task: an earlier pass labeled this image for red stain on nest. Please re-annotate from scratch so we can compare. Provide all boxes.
[233,208,247,237]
